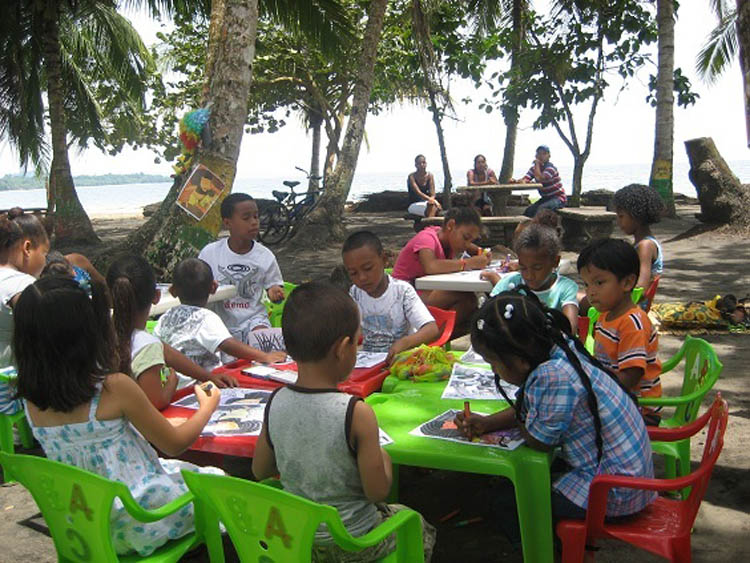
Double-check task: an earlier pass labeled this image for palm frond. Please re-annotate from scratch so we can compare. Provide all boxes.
[696,9,737,83]
[260,0,356,56]
[118,0,211,20]
[708,0,732,19]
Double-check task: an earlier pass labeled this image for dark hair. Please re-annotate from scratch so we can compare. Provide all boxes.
[613,183,664,225]
[106,255,157,375]
[514,223,561,259]
[0,210,49,253]
[173,258,214,305]
[536,145,550,154]
[13,275,117,412]
[470,289,634,463]
[282,281,359,363]
[473,154,486,169]
[342,230,383,256]
[576,238,639,284]
[41,251,74,278]
[443,205,482,229]
[220,192,255,219]
[414,154,425,164]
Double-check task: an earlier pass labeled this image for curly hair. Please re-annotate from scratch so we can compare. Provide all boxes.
[613,184,664,225]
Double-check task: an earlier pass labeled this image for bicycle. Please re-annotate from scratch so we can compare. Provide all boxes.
[258,166,324,245]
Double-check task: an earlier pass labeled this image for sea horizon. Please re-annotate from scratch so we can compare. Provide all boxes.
[1,159,748,217]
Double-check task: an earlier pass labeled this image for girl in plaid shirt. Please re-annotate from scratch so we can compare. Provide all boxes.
[455,289,655,545]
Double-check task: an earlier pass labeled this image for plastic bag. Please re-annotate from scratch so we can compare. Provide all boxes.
[389,345,457,382]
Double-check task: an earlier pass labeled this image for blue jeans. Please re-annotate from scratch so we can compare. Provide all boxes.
[523,196,565,218]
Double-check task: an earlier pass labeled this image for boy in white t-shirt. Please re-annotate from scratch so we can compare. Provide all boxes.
[198,193,285,343]
[155,258,286,373]
[342,231,439,364]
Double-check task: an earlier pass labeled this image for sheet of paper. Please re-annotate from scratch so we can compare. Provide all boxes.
[170,388,272,437]
[242,365,277,377]
[409,409,524,451]
[355,351,388,369]
[441,362,519,401]
[173,388,272,410]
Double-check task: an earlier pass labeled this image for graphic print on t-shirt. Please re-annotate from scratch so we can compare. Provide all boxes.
[218,262,263,303]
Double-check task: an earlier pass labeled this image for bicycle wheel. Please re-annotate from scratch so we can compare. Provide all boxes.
[258,201,290,245]
[287,191,323,240]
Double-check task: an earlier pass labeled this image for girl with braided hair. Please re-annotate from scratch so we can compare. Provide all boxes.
[613,183,665,299]
[454,288,655,542]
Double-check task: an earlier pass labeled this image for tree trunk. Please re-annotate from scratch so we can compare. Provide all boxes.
[428,90,452,210]
[649,0,676,216]
[738,0,750,146]
[685,137,750,226]
[309,108,323,192]
[499,0,525,184]
[42,1,99,246]
[294,0,389,246]
[137,0,259,278]
[570,156,586,207]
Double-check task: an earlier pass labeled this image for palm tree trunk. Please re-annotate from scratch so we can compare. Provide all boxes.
[42,1,99,246]
[499,0,525,184]
[649,0,676,216]
[135,0,259,278]
[295,0,388,246]
[738,0,750,147]
[309,107,323,192]
[427,90,452,209]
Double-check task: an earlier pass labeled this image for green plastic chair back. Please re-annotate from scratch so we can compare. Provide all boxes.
[0,452,199,562]
[181,471,424,563]
[264,281,297,328]
[639,336,723,493]
[146,320,158,334]
[0,368,33,482]
[384,268,393,275]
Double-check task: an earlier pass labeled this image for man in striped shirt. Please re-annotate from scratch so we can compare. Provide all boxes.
[515,145,566,217]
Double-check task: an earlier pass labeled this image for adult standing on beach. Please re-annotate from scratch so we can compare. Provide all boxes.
[467,154,498,216]
[407,155,441,217]
[513,145,566,217]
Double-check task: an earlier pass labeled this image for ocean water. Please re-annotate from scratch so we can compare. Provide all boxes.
[2,160,748,216]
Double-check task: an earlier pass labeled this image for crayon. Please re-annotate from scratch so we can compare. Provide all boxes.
[439,508,460,523]
[200,382,214,396]
[464,401,472,440]
[454,516,483,528]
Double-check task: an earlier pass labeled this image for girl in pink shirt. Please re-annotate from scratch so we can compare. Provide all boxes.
[393,207,490,336]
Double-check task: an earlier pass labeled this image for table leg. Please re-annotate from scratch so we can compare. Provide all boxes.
[387,463,400,503]
[513,455,554,562]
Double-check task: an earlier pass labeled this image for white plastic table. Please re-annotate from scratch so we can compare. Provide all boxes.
[149,284,238,316]
[415,269,506,293]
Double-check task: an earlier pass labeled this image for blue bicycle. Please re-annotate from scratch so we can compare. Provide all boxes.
[259,167,324,245]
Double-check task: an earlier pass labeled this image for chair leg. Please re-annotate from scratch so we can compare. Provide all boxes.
[675,439,692,499]
[670,535,692,563]
[17,417,33,449]
[559,533,588,563]
[0,415,14,455]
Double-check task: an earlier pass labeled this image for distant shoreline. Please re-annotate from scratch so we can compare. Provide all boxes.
[0,173,171,191]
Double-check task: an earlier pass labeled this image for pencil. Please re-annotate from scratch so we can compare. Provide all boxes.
[454,516,483,528]
[464,401,472,440]
[439,508,460,523]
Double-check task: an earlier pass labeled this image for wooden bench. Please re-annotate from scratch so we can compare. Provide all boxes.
[416,215,527,246]
[558,207,616,250]
[0,207,48,216]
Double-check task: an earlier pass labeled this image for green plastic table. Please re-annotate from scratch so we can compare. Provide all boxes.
[367,376,554,563]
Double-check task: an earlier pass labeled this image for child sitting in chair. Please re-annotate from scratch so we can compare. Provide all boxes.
[342,231,439,364]
[155,258,286,376]
[252,282,436,561]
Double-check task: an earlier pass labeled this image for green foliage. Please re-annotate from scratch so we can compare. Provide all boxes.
[696,6,737,84]
[647,67,699,108]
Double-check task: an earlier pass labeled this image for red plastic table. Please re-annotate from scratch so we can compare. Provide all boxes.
[161,359,389,458]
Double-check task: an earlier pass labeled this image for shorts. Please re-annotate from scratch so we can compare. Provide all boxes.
[408,202,428,217]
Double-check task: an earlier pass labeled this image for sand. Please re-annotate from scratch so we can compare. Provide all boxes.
[0,204,748,561]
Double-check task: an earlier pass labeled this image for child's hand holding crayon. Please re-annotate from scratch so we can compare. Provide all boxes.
[455,406,489,440]
[195,381,221,412]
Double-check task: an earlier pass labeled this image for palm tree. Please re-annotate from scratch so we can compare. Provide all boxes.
[0,0,155,245]
[697,0,750,146]
[649,0,676,216]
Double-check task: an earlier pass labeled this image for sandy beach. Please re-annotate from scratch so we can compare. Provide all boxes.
[1,203,748,562]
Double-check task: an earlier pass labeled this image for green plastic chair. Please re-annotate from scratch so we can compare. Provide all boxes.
[0,452,201,562]
[0,368,33,481]
[639,336,723,494]
[181,470,425,563]
[264,281,297,328]
[146,320,158,334]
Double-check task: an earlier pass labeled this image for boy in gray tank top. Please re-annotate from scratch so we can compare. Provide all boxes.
[253,282,436,561]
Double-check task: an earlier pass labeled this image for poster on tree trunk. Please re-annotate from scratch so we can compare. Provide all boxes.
[176,164,226,221]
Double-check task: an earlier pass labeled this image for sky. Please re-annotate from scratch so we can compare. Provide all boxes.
[1,1,747,182]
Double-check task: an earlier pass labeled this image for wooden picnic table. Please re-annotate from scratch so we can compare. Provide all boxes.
[456,183,542,215]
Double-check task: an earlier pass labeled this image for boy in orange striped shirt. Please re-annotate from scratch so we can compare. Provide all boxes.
[578,239,661,423]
